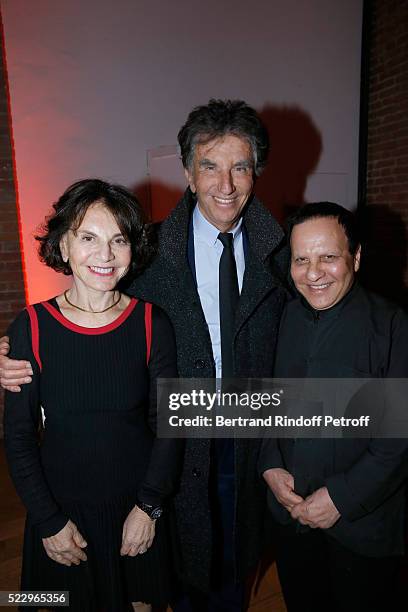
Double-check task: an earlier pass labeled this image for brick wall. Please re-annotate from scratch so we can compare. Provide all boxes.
[0,16,27,436]
[363,0,408,305]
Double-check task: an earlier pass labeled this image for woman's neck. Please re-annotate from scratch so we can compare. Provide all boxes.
[56,286,130,328]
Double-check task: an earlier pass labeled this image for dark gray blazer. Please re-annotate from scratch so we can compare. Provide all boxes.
[130,188,289,591]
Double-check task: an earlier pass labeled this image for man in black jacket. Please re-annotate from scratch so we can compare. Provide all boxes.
[0,100,289,610]
[259,202,408,612]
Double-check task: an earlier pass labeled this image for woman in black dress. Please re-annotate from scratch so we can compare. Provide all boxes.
[4,179,181,611]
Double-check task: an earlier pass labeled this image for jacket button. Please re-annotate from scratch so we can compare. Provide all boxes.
[194,359,206,369]
[192,468,201,477]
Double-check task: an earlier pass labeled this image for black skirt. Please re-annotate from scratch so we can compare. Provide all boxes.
[21,493,174,611]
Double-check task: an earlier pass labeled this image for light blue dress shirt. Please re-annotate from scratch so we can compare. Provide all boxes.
[193,204,245,378]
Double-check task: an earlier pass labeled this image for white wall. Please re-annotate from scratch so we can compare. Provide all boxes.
[1,0,363,302]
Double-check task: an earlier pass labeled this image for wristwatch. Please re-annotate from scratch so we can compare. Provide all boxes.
[136,500,163,520]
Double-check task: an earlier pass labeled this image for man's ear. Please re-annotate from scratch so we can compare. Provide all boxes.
[184,167,196,193]
[354,245,361,272]
[59,234,69,263]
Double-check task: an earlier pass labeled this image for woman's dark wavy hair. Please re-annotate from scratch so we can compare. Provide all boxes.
[36,179,155,284]
[286,202,361,255]
[178,99,269,176]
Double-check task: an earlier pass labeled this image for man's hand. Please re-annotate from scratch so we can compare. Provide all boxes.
[42,520,88,566]
[290,486,340,529]
[263,468,304,513]
[0,336,33,392]
[121,505,156,557]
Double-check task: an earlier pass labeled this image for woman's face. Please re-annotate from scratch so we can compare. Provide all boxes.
[59,202,132,293]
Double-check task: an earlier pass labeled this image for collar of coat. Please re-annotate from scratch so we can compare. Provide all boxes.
[131,188,288,336]
[155,187,285,268]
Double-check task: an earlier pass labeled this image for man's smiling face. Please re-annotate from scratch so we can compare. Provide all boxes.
[184,133,254,232]
[290,216,361,310]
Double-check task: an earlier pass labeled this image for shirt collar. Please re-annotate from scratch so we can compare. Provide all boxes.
[193,204,243,247]
[300,280,360,320]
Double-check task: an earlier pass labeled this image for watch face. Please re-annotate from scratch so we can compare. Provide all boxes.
[150,507,163,520]
[138,501,163,519]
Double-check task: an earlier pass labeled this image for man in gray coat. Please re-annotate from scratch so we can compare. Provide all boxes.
[0,99,289,610]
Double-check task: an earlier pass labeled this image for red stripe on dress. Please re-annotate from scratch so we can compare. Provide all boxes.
[40,298,138,335]
[145,302,152,364]
[26,305,42,372]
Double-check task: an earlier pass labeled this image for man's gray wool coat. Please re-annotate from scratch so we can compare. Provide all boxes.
[129,188,289,592]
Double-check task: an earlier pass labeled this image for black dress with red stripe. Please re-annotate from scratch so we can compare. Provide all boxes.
[4,298,181,612]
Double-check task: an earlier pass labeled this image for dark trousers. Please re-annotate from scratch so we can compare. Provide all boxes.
[173,470,244,612]
[274,523,401,612]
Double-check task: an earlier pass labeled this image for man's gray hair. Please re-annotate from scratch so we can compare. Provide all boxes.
[178,99,269,177]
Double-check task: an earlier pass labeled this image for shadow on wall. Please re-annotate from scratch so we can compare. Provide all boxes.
[358,204,408,308]
[255,104,322,224]
[130,179,184,223]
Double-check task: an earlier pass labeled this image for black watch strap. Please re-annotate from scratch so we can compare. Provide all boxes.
[136,500,163,520]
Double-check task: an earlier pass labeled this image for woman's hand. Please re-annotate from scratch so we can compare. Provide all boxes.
[120,505,156,557]
[42,520,88,566]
